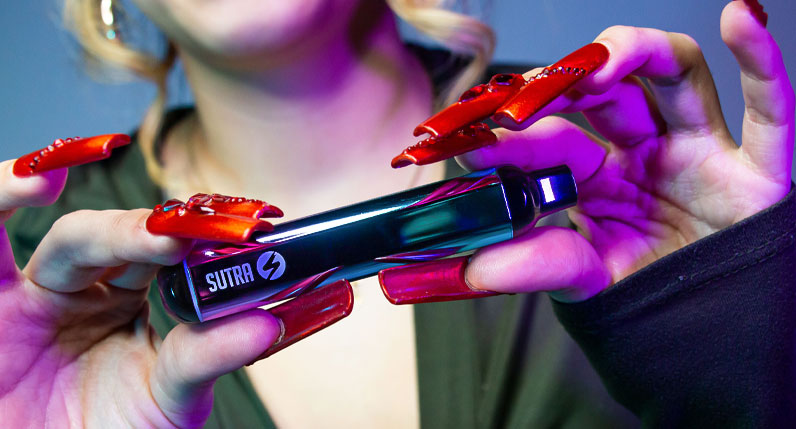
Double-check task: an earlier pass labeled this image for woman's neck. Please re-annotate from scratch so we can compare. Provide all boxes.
[166,6,442,219]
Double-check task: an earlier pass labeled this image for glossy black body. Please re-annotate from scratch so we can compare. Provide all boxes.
[158,166,576,323]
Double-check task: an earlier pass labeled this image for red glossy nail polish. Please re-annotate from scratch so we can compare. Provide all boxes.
[251,279,354,361]
[414,73,526,138]
[264,266,343,303]
[378,256,498,304]
[493,43,609,128]
[391,123,497,168]
[12,134,131,177]
[741,0,768,27]
[183,193,283,219]
[146,193,283,243]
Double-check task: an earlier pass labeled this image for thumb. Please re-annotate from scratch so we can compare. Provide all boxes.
[466,226,611,303]
[150,309,281,428]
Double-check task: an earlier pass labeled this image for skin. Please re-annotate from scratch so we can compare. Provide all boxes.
[149,1,435,425]
[0,0,792,427]
[463,3,794,302]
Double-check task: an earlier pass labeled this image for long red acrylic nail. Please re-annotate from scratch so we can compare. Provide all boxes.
[414,73,526,138]
[493,43,609,129]
[391,123,497,168]
[12,134,131,177]
[741,0,768,27]
[146,193,283,243]
[250,279,354,362]
[378,256,499,304]
[183,193,284,218]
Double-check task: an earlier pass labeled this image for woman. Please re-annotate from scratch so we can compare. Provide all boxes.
[1,0,793,426]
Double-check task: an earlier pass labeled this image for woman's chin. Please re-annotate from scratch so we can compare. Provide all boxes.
[166,0,352,64]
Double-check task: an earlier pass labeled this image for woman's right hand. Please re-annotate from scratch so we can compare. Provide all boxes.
[455,1,793,301]
[0,161,282,427]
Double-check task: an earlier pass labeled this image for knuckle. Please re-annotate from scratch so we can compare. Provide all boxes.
[109,209,133,234]
[668,31,704,61]
[598,25,635,41]
[118,210,167,260]
[163,333,194,384]
[53,209,97,234]
[48,209,99,261]
[596,25,650,51]
[534,115,571,129]
[129,209,189,265]
[105,210,140,261]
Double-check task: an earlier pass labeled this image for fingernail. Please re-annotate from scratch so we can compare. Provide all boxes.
[414,73,526,138]
[12,134,131,177]
[146,193,283,243]
[493,43,610,129]
[739,0,768,27]
[378,256,499,304]
[263,266,343,303]
[391,123,497,168]
[248,279,354,363]
[184,193,284,218]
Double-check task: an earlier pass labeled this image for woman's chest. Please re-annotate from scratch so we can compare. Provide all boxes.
[245,276,419,428]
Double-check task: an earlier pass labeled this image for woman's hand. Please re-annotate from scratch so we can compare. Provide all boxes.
[460,1,794,301]
[0,163,281,427]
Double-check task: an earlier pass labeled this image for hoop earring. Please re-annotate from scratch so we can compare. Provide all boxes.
[99,0,120,41]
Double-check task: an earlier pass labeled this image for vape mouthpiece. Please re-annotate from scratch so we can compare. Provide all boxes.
[531,166,578,216]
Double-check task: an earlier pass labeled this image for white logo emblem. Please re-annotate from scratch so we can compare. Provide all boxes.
[256,251,286,280]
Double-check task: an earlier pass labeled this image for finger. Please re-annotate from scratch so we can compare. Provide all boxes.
[0,160,67,221]
[101,262,163,290]
[584,26,730,138]
[150,308,281,428]
[501,27,728,140]
[494,44,610,129]
[503,75,668,151]
[0,228,21,284]
[465,225,611,303]
[1,133,129,216]
[147,193,283,243]
[722,1,795,182]
[11,134,130,177]
[571,76,668,147]
[0,160,67,281]
[457,116,607,183]
[252,279,354,359]
[24,209,192,292]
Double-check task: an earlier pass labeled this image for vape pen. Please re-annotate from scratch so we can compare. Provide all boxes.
[158,165,577,323]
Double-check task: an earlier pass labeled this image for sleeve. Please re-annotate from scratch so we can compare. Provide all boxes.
[552,185,796,427]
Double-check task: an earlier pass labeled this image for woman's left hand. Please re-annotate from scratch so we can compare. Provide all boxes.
[458,1,794,301]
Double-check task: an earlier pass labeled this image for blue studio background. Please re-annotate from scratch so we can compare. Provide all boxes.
[2,1,795,179]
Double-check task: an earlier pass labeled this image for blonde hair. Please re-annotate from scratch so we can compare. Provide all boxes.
[386,0,495,106]
[64,0,175,183]
[63,0,495,184]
